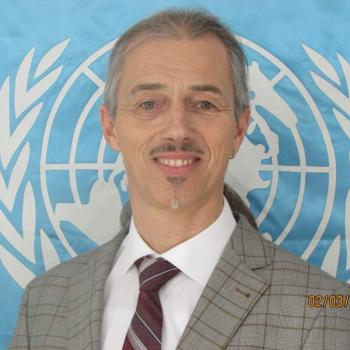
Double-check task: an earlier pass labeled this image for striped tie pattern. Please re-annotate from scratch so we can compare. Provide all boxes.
[122,256,180,350]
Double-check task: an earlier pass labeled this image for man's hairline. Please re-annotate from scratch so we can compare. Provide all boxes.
[106,33,245,120]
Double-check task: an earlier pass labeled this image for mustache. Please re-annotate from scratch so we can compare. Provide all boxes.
[149,141,205,157]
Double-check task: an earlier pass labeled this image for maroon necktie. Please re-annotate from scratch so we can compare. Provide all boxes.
[122,256,180,350]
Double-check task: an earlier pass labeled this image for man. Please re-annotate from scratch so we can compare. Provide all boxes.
[10,9,350,350]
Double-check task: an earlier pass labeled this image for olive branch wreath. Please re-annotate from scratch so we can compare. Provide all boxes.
[1,40,349,288]
[303,45,350,274]
[0,39,69,288]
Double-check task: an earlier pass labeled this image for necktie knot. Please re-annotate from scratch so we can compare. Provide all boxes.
[135,256,180,292]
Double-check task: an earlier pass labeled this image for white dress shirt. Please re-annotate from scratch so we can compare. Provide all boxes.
[102,198,236,350]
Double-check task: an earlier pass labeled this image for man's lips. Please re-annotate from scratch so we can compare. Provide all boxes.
[152,153,201,176]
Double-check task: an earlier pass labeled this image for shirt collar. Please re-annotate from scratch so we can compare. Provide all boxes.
[116,197,236,286]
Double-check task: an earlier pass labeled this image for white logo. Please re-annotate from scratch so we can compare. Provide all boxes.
[1,37,349,288]
[41,40,126,257]
[229,39,336,254]
[227,38,350,277]
[0,40,69,287]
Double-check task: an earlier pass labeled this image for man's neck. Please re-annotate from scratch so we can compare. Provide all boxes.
[130,194,224,253]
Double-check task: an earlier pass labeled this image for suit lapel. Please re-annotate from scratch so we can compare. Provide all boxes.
[67,228,128,350]
[177,215,272,350]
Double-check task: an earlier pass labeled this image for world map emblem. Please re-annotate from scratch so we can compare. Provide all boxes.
[39,37,346,276]
[1,36,349,291]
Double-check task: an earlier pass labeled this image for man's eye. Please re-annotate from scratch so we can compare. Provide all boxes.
[140,101,156,110]
[197,100,216,111]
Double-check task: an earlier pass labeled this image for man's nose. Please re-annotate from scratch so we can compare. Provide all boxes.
[162,103,194,143]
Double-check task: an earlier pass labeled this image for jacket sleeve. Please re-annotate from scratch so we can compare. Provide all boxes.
[302,284,350,349]
[8,285,31,350]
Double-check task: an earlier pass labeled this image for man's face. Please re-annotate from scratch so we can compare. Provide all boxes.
[101,35,249,211]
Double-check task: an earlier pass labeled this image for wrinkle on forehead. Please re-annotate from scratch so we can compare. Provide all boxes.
[117,35,234,102]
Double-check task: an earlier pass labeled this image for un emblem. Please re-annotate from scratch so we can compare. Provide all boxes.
[227,37,336,263]
[41,41,127,256]
[39,37,340,272]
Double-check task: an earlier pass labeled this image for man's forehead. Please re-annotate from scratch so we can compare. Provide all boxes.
[117,35,234,100]
[122,35,230,70]
[124,32,224,56]
[130,83,224,96]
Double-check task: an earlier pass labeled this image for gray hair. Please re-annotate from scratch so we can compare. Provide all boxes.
[104,8,249,121]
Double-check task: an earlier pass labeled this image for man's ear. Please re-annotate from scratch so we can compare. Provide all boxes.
[100,104,121,152]
[233,107,250,152]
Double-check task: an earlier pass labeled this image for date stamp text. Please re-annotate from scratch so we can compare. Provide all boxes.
[307,294,349,308]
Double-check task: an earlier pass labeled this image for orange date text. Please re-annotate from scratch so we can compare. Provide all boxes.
[307,294,349,308]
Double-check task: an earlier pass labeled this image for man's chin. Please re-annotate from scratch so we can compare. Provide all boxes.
[166,176,186,185]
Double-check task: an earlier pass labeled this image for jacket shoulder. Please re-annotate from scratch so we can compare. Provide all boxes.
[236,214,349,293]
[265,237,350,293]
[27,238,117,292]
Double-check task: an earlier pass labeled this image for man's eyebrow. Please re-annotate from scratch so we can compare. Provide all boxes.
[130,83,166,95]
[190,84,223,95]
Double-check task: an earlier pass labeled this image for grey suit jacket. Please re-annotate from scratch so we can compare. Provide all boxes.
[9,210,350,349]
